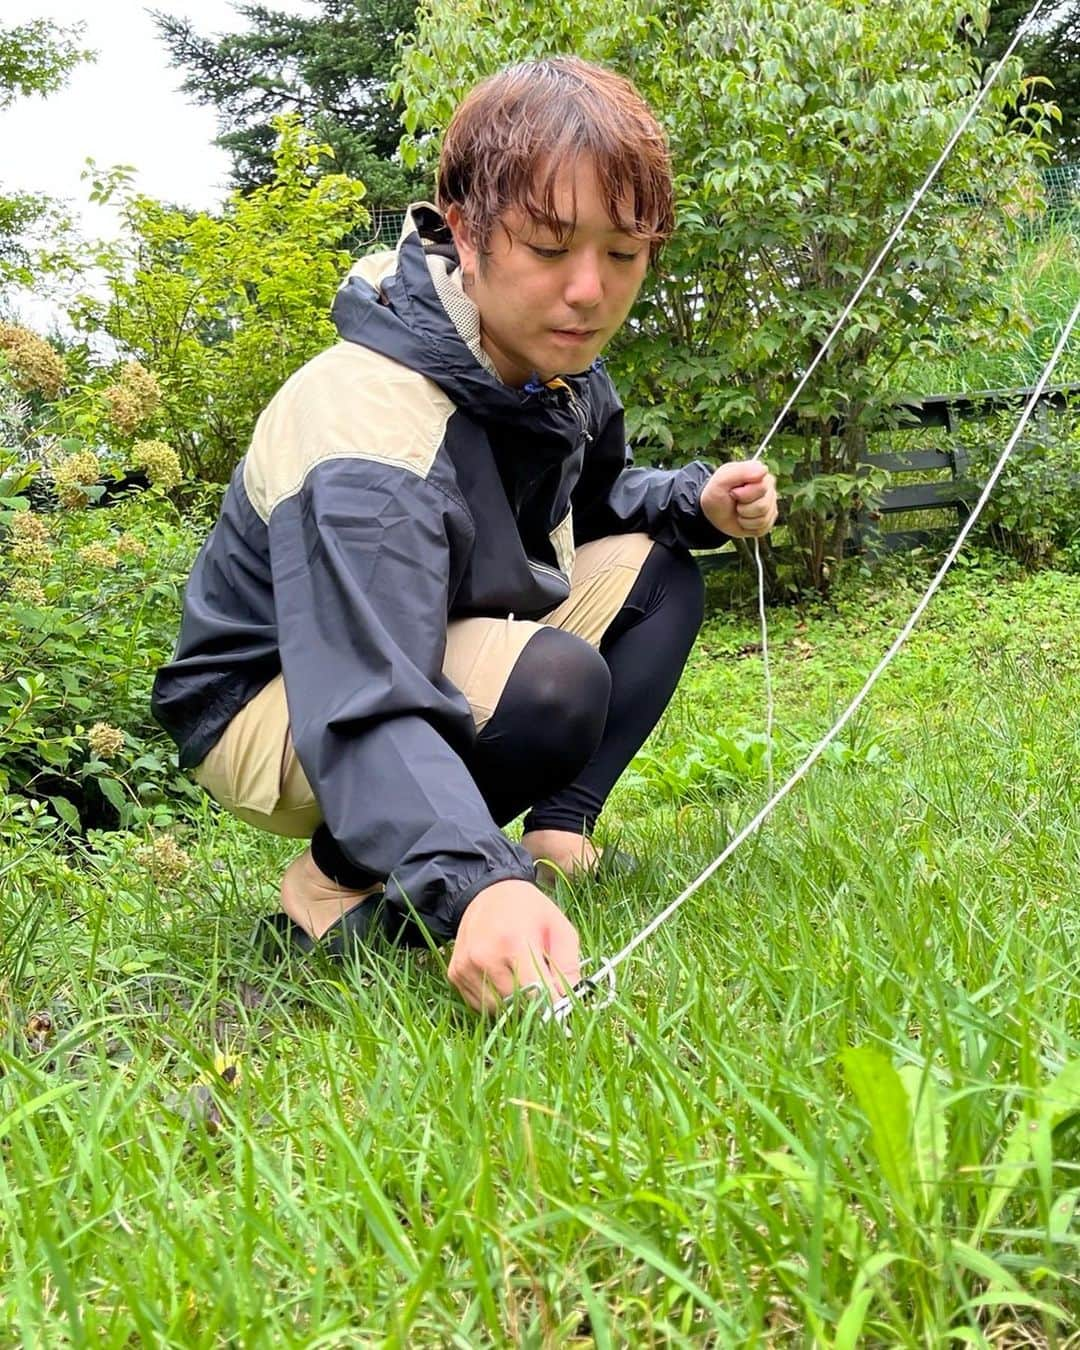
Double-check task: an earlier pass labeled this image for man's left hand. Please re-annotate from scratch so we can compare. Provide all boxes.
[700,460,778,538]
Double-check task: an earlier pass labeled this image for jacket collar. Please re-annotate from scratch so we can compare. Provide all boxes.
[331,203,594,446]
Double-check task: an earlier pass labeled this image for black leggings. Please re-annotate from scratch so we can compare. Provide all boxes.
[312,542,704,885]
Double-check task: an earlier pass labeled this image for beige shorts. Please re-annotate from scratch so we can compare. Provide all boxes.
[192,532,655,837]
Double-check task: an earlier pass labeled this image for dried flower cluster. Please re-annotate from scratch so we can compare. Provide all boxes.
[7,511,52,566]
[88,721,125,759]
[52,449,102,509]
[115,532,147,558]
[132,439,183,489]
[9,576,46,605]
[134,833,191,886]
[103,362,161,435]
[77,542,120,569]
[0,323,67,399]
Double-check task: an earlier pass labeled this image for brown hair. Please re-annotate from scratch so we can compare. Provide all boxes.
[436,56,674,261]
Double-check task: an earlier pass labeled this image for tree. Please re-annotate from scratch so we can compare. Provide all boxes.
[69,118,370,482]
[397,0,1052,595]
[153,0,423,206]
[0,19,92,285]
[0,18,89,109]
[983,0,1080,160]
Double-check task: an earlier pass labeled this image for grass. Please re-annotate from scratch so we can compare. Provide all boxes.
[898,224,1080,395]
[4,555,1080,1345]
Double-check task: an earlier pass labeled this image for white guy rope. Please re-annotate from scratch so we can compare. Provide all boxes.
[546,293,1080,1027]
[543,0,1049,1027]
[753,539,775,796]
[739,0,1047,861]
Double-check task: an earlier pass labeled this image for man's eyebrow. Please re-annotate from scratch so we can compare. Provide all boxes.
[535,216,639,236]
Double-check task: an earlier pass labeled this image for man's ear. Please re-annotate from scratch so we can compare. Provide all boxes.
[444,204,479,282]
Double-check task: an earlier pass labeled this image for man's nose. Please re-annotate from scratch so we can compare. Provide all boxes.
[564,252,603,309]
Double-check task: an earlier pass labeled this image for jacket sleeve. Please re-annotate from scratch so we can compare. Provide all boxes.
[572,381,731,551]
[268,456,535,942]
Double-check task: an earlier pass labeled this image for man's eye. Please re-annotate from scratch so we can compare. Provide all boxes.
[610,250,642,263]
[529,245,567,259]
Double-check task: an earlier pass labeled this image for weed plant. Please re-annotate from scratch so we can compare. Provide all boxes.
[3,554,1080,1344]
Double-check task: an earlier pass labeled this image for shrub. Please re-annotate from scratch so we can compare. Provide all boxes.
[0,362,208,833]
[69,116,370,482]
[0,322,67,398]
[965,404,1080,566]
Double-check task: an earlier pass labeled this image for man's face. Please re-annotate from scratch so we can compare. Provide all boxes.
[446,157,650,388]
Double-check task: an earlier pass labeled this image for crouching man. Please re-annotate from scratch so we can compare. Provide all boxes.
[152,56,777,1013]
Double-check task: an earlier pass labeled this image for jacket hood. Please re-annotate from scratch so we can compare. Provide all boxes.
[330,203,595,450]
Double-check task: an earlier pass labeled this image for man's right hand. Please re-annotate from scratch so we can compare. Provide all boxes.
[447,879,581,1014]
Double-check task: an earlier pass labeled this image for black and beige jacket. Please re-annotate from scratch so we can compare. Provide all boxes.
[152,204,728,939]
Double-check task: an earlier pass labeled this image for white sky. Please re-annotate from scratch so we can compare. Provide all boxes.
[1,0,312,326]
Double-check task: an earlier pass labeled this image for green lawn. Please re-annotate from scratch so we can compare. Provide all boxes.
[4,556,1080,1346]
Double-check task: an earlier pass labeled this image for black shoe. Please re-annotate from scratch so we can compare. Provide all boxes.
[595,847,639,879]
[255,899,382,961]
[255,897,430,962]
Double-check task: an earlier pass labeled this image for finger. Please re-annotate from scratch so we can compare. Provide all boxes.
[450,972,489,1014]
[448,950,516,1014]
[732,472,776,498]
[479,962,522,1015]
[544,925,581,997]
[516,943,567,1003]
[733,517,772,538]
[451,968,497,1014]
[716,460,768,489]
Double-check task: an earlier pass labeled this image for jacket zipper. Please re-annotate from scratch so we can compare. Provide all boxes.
[545,377,593,445]
[564,383,592,444]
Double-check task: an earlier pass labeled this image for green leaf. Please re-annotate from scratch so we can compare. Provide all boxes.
[841,1046,914,1214]
[977,1059,1080,1241]
[834,1288,873,1350]
[1049,1187,1080,1244]
[976,1105,1035,1241]
[97,777,128,815]
[898,1063,947,1214]
[963,1291,1064,1318]
[1041,1058,1080,1131]
[950,1239,1024,1292]
[0,1081,82,1139]
[46,795,81,832]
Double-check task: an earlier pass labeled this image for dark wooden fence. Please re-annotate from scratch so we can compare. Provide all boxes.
[859,383,1079,552]
[699,382,1080,567]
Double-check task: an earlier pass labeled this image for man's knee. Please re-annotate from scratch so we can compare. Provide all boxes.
[489,626,611,775]
[522,626,610,749]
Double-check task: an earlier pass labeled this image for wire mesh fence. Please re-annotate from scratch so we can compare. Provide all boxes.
[1043,162,1080,216]
[366,209,410,248]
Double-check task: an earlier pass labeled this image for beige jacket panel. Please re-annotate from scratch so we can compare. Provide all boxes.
[243,341,456,522]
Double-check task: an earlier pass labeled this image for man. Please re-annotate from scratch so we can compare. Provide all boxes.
[152,56,777,1013]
